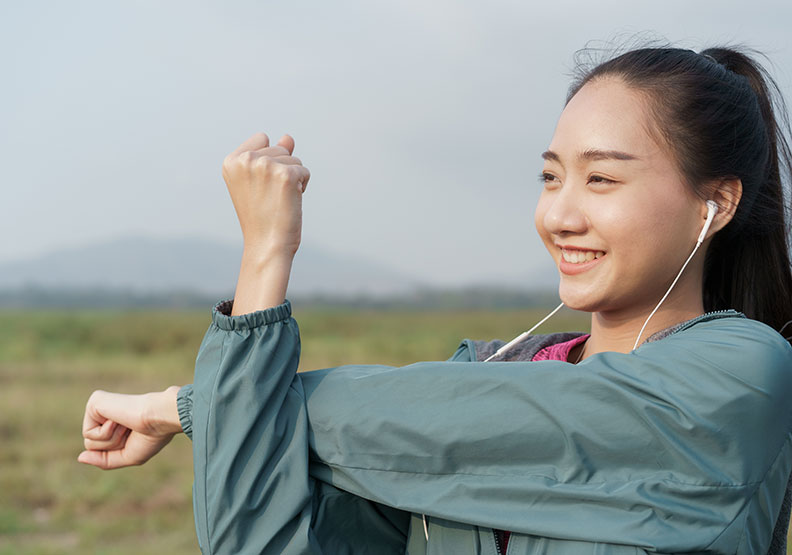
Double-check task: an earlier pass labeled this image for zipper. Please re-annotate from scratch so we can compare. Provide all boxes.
[662,309,744,338]
[493,530,504,555]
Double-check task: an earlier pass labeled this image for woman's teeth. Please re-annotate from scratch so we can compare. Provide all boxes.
[561,250,605,264]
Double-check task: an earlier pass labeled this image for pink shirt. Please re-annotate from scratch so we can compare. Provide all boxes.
[532,333,591,362]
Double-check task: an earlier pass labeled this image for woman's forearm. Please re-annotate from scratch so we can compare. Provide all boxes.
[220,132,310,316]
[154,385,184,435]
[231,248,295,315]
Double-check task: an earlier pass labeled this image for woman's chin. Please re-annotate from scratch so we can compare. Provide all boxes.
[557,283,600,313]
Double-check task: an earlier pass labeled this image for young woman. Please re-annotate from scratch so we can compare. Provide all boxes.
[79,45,792,553]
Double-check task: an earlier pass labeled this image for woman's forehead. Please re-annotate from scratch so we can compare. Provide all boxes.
[547,78,666,164]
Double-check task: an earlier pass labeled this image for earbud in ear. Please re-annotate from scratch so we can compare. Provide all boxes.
[706,200,719,219]
[697,200,719,243]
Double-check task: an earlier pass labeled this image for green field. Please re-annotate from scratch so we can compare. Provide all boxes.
[0,306,787,553]
[0,306,589,554]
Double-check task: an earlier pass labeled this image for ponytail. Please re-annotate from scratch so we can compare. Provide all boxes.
[700,48,792,338]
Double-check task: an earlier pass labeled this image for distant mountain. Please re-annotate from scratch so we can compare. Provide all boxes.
[0,236,423,297]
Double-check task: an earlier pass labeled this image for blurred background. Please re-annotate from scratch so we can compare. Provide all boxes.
[1,0,790,552]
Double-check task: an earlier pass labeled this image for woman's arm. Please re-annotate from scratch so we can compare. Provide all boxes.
[296,318,792,552]
[190,300,412,554]
[94,306,792,552]
[79,133,413,553]
[220,132,309,315]
[187,300,792,553]
[78,132,310,466]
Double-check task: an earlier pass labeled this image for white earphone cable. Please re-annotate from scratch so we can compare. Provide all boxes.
[633,201,717,350]
[484,301,566,362]
[632,241,702,350]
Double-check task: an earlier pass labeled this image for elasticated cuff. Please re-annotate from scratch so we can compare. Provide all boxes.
[176,383,194,440]
[210,299,292,331]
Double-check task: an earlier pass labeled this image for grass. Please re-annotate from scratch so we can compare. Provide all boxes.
[0,305,787,552]
[0,305,589,554]
[0,309,206,555]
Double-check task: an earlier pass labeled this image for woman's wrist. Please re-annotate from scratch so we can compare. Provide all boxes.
[149,386,184,436]
[242,240,298,260]
[231,247,295,315]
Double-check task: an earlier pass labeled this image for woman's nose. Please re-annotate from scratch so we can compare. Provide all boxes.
[542,188,588,236]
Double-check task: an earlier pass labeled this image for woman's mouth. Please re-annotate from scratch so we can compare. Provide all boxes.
[561,249,605,264]
[558,247,606,275]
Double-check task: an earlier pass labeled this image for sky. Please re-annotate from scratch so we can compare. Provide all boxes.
[1,0,791,288]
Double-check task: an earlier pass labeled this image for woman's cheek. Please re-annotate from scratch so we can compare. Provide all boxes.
[534,189,549,226]
[534,193,554,250]
[591,188,663,250]
[599,209,643,250]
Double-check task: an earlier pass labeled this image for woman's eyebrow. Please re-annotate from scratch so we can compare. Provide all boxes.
[541,149,641,163]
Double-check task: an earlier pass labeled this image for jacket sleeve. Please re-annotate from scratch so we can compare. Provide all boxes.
[187,299,792,553]
[188,300,409,555]
[299,318,792,553]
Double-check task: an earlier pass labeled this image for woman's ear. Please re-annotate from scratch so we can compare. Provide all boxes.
[704,178,742,237]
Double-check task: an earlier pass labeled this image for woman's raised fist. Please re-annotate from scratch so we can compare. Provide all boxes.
[222,133,311,257]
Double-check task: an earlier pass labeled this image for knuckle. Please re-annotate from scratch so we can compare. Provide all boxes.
[254,155,272,169]
[291,166,308,182]
[87,389,103,407]
[276,164,291,179]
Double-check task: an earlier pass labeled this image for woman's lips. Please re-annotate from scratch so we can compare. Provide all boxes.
[558,247,606,276]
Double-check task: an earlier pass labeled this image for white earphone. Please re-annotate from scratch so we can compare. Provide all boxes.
[697,200,719,244]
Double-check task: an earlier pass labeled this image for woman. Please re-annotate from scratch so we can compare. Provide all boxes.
[79,45,792,553]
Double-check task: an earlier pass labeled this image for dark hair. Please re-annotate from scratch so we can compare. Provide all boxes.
[568,45,792,342]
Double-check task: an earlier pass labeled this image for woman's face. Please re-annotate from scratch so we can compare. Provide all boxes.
[534,77,705,316]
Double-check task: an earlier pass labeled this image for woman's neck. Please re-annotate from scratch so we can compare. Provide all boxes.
[573,286,705,362]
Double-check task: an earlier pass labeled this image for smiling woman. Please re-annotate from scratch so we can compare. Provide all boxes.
[79,44,792,554]
[535,76,732,355]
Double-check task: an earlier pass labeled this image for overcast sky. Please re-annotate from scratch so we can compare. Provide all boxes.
[2,1,791,288]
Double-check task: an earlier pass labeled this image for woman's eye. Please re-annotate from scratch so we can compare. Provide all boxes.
[537,172,614,188]
[588,175,614,185]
